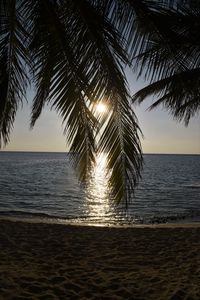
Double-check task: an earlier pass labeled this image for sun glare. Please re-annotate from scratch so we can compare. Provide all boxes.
[95,103,107,114]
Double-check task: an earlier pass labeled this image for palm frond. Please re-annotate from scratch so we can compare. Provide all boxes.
[71,0,143,203]
[134,68,200,124]
[99,92,143,206]
[124,1,200,126]
[0,0,29,147]
[28,0,143,203]
[28,0,97,181]
[114,1,200,82]
[94,49,143,205]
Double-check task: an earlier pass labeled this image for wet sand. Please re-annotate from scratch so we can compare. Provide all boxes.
[1,219,200,300]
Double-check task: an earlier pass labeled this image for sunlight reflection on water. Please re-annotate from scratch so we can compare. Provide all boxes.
[1,152,200,225]
[85,153,113,220]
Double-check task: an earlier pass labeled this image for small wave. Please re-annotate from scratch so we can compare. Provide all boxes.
[1,209,200,226]
[0,210,56,219]
[142,212,200,224]
[185,185,200,189]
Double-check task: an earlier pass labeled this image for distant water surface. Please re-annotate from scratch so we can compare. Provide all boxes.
[0,152,200,225]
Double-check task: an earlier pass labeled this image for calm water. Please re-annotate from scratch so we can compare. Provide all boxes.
[0,152,200,225]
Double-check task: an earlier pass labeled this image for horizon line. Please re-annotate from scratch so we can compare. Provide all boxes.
[0,150,199,155]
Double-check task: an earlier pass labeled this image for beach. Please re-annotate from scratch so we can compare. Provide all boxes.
[1,220,200,300]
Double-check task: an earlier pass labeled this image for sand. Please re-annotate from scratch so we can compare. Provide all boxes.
[1,220,200,300]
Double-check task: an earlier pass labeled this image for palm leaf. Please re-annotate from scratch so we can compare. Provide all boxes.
[28,0,97,181]
[99,93,143,206]
[70,0,143,203]
[0,0,29,147]
[28,0,143,203]
[134,68,200,124]
[127,1,200,125]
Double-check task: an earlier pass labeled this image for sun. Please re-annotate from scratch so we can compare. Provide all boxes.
[95,103,107,114]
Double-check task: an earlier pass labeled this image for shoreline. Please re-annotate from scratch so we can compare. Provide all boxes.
[1,215,200,228]
[1,219,200,299]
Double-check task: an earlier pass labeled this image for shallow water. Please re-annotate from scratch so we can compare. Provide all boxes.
[0,152,200,225]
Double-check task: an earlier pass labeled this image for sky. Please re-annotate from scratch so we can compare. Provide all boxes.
[3,70,200,154]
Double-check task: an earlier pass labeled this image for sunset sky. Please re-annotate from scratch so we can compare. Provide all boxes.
[3,70,200,154]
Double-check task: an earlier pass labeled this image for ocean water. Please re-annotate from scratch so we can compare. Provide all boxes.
[0,151,200,225]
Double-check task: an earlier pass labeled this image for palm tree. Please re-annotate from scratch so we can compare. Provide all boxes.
[0,0,199,205]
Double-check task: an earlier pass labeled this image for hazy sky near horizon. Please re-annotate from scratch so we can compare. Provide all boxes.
[3,70,200,154]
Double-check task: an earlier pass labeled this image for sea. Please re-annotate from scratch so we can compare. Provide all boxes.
[0,151,200,226]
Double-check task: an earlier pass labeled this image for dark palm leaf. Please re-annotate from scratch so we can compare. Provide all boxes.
[130,1,200,125]
[134,68,200,125]
[28,0,97,181]
[99,95,143,205]
[27,0,143,202]
[70,0,143,203]
[0,0,29,146]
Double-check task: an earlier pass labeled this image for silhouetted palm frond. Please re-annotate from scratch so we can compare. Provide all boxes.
[99,92,143,205]
[134,68,200,125]
[131,0,200,123]
[0,0,29,146]
[28,0,142,201]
